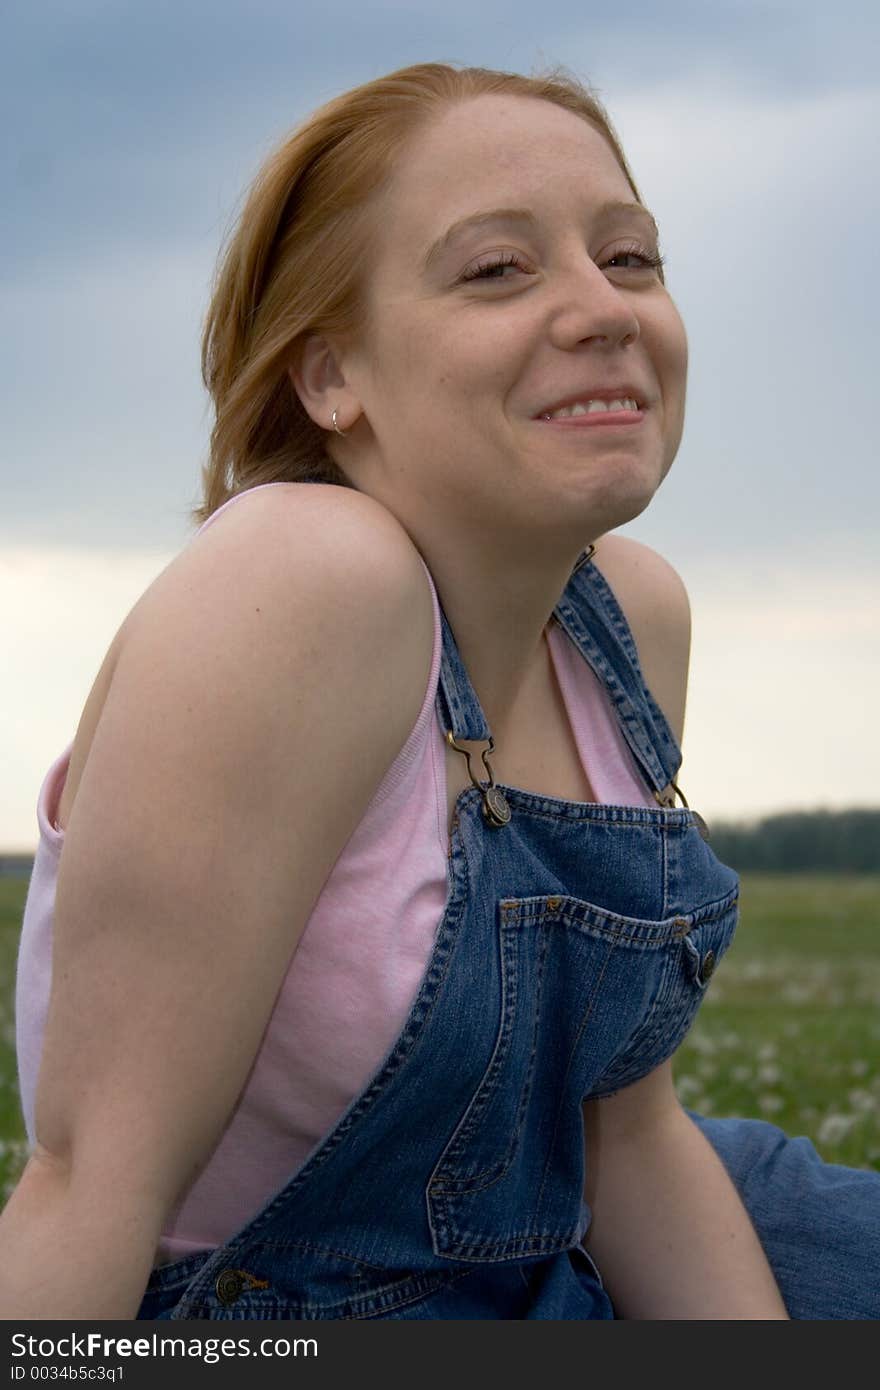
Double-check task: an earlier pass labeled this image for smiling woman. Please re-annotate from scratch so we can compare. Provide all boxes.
[4,61,880,1322]
[288,90,688,731]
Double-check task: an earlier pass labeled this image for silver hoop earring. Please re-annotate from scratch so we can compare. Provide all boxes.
[331,409,348,437]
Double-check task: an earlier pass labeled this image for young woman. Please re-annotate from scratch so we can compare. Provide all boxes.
[5,62,878,1320]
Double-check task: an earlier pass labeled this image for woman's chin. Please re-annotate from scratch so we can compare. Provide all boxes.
[553,461,669,533]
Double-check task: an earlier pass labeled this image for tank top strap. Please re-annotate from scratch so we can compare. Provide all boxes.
[552,550,683,800]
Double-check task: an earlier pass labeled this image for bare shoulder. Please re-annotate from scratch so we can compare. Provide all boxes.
[57,483,433,833]
[589,533,692,747]
[117,478,437,824]
[127,481,434,680]
[156,481,428,608]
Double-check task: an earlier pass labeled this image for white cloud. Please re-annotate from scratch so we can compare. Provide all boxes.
[681,553,879,824]
[2,544,174,850]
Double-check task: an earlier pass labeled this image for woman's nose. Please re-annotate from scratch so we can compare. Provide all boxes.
[547,256,640,352]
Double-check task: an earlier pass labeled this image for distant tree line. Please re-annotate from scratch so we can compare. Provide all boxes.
[706,808,880,873]
[2,808,879,879]
[0,855,34,879]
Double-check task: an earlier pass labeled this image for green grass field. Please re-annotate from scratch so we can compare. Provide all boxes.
[1,872,878,1207]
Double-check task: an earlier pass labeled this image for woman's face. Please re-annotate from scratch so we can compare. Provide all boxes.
[336,94,689,546]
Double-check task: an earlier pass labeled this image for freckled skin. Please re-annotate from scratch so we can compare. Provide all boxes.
[333,93,688,556]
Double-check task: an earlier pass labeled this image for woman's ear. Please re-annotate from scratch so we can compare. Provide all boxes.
[289,335,362,433]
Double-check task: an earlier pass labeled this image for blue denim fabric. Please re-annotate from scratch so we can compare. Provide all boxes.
[137,552,880,1320]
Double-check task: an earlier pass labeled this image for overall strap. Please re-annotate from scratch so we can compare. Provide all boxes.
[553,552,683,801]
[436,604,514,827]
[435,549,688,825]
[436,608,492,742]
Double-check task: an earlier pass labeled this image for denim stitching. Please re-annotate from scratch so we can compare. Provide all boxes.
[478,786,692,826]
[430,903,548,1192]
[301,1264,473,1317]
[555,563,686,789]
[183,1265,480,1321]
[426,1228,584,1262]
[354,1266,481,1319]
[590,909,739,1096]
[238,1238,388,1267]
[588,952,680,1097]
[581,563,681,767]
[552,598,669,792]
[434,909,521,1175]
[534,930,618,1213]
[662,814,670,919]
[499,889,739,945]
[438,612,491,742]
[429,912,620,1258]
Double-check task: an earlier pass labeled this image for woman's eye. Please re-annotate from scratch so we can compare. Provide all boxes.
[460,252,528,283]
[604,247,666,273]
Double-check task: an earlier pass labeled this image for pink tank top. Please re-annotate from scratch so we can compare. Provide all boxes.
[14,483,656,1266]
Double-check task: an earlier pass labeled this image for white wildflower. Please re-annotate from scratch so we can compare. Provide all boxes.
[847,1090,878,1114]
[675,1075,702,1101]
[742,961,768,980]
[758,1063,782,1085]
[781,982,813,1005]
[758,1094,785,1115]
[817,1113,861,1146]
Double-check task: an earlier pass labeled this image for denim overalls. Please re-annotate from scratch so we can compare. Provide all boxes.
[137,551,880,1320]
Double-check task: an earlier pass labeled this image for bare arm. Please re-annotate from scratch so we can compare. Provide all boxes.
[581,547,786,1316]
[0,484,434,1319]
[582,1062,789,1319]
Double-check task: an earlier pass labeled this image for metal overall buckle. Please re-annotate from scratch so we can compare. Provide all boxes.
[571,542,597,575]
[445,731,511,828]
[654,778,711,841]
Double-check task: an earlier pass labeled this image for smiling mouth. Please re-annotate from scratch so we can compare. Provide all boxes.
[536,397,639,417]
[534,394,648,424]
[535,406,646,427]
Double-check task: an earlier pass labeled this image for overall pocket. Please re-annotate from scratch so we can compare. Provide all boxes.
[588,891,740,1099]
[426,887,739,1263]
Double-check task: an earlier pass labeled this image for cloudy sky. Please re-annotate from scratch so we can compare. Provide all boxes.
[2,0,877,850]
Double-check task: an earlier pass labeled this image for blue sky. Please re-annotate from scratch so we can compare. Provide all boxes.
[3,0,878,847]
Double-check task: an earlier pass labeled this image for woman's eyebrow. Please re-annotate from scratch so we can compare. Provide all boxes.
[600,201,660,238]
[422,208,538,272]
[421,200,659,273]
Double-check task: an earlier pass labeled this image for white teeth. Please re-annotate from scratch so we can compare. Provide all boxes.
[545,397,638,419]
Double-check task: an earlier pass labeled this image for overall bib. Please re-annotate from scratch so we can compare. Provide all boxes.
[137,552,880,1320]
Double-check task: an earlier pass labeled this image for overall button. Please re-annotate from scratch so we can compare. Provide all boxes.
[215,1269,244,1306]
[482,785,511,827]
[698,949,716,985]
